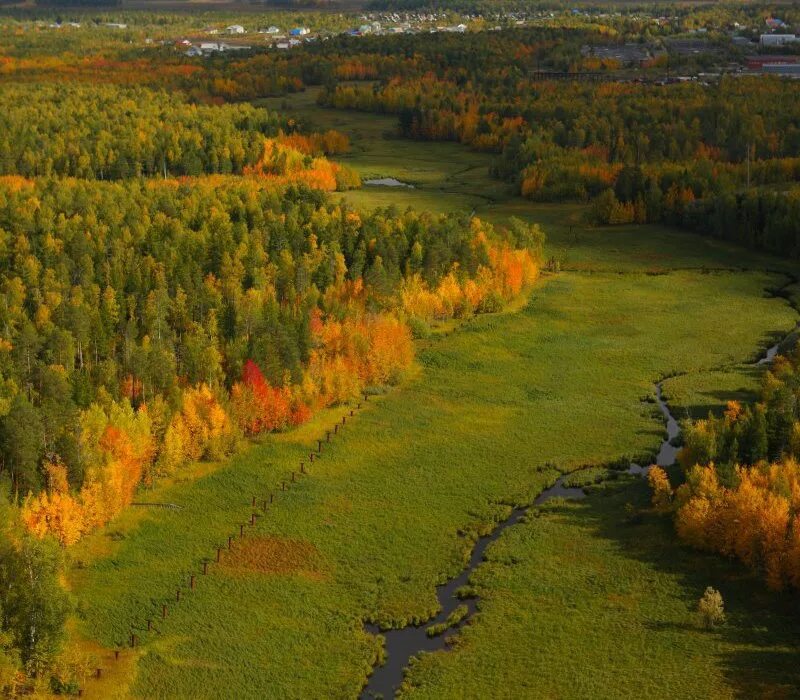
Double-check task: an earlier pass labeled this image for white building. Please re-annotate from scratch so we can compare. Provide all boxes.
[761,34,799,46]
[226,25,245,35]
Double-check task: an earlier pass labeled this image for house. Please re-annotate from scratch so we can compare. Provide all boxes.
[276,42,290,50]
[265,26,281,34]
[227,25,245,35]
[760,34,799,47]
[200,42,220,51]
[186,46,203,57]
[289,27,310,36]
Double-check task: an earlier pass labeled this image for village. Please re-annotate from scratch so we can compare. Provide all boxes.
[25,6,800,79]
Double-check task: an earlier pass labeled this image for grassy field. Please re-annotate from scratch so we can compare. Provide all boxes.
[400,473,800,699]
[67,91,800,699]
[71,268,798,698]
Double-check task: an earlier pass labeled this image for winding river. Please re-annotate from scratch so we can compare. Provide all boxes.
[360,336,784,699]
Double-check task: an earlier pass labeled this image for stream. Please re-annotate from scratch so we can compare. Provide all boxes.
[363,177,414,188]
[360,338,783,699]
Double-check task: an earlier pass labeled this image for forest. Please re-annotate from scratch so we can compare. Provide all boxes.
[0,85,281,178]
[316,43,800,256]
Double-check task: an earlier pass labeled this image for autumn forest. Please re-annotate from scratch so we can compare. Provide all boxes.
[2,2,800,699]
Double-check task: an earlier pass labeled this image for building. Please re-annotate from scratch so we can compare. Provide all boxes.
[760,34,799,47]
[762,63,800,76]
[289,27,310,36]
[581,42,651,65]
[226,25,245,35]
[747,55,800,70]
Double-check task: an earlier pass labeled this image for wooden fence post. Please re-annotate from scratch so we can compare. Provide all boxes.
[203,561,208,575]
[190,575,195,590]
[176,589,181,602]
[162,604,168,619]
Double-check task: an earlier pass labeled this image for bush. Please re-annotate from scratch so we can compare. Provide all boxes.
[407,316,432,339]
[698,586,725,628]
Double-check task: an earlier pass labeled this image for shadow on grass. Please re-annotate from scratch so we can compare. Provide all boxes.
[545,475,800,698]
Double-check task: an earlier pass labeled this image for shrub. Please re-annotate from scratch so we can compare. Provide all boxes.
[698,586,725,628]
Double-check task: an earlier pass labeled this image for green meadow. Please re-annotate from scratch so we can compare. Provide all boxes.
[71,90,800,698]
[401,473,800,699]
